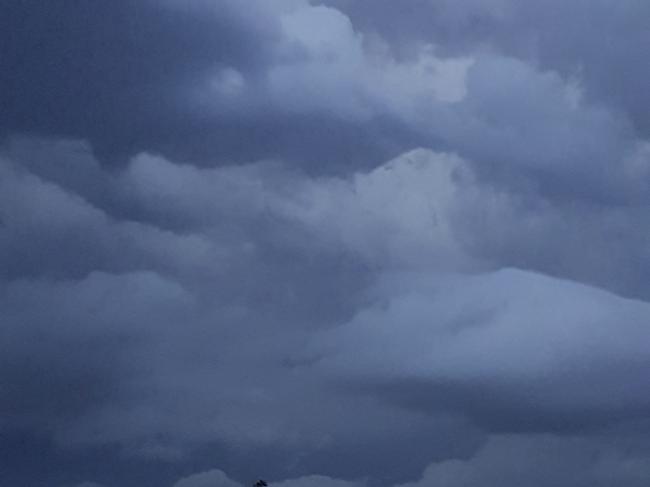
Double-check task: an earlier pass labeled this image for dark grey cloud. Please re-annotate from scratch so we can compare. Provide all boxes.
[2,1,650,487]
[0,0,427,170]
[0,0,272,162]
[3,142,650,486]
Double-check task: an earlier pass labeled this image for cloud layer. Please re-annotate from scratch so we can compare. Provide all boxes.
[2,1,650,486]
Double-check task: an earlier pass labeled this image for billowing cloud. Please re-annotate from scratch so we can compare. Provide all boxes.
[309,268,650,430]
[324,0,650,135]
[173,470,364,487]
[395,433,650,487]
[3,140,650,485]
[2,1,650,486]
[173,469,242,487]
[173,434,650,487]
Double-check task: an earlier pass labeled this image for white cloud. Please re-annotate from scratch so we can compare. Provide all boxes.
[396,434,650,487]
[269,475,364,487]
[309,268,650,419]
[173,471,365,487]
[274,148,483,269]
[173,469,242,487]
[269,3,473,120]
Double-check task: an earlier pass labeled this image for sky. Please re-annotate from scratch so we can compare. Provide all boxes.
[2,1,650,486]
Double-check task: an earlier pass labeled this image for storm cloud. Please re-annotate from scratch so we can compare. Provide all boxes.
[2,1,650,487]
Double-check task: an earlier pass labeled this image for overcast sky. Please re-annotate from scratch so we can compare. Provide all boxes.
[2,1,650,486]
